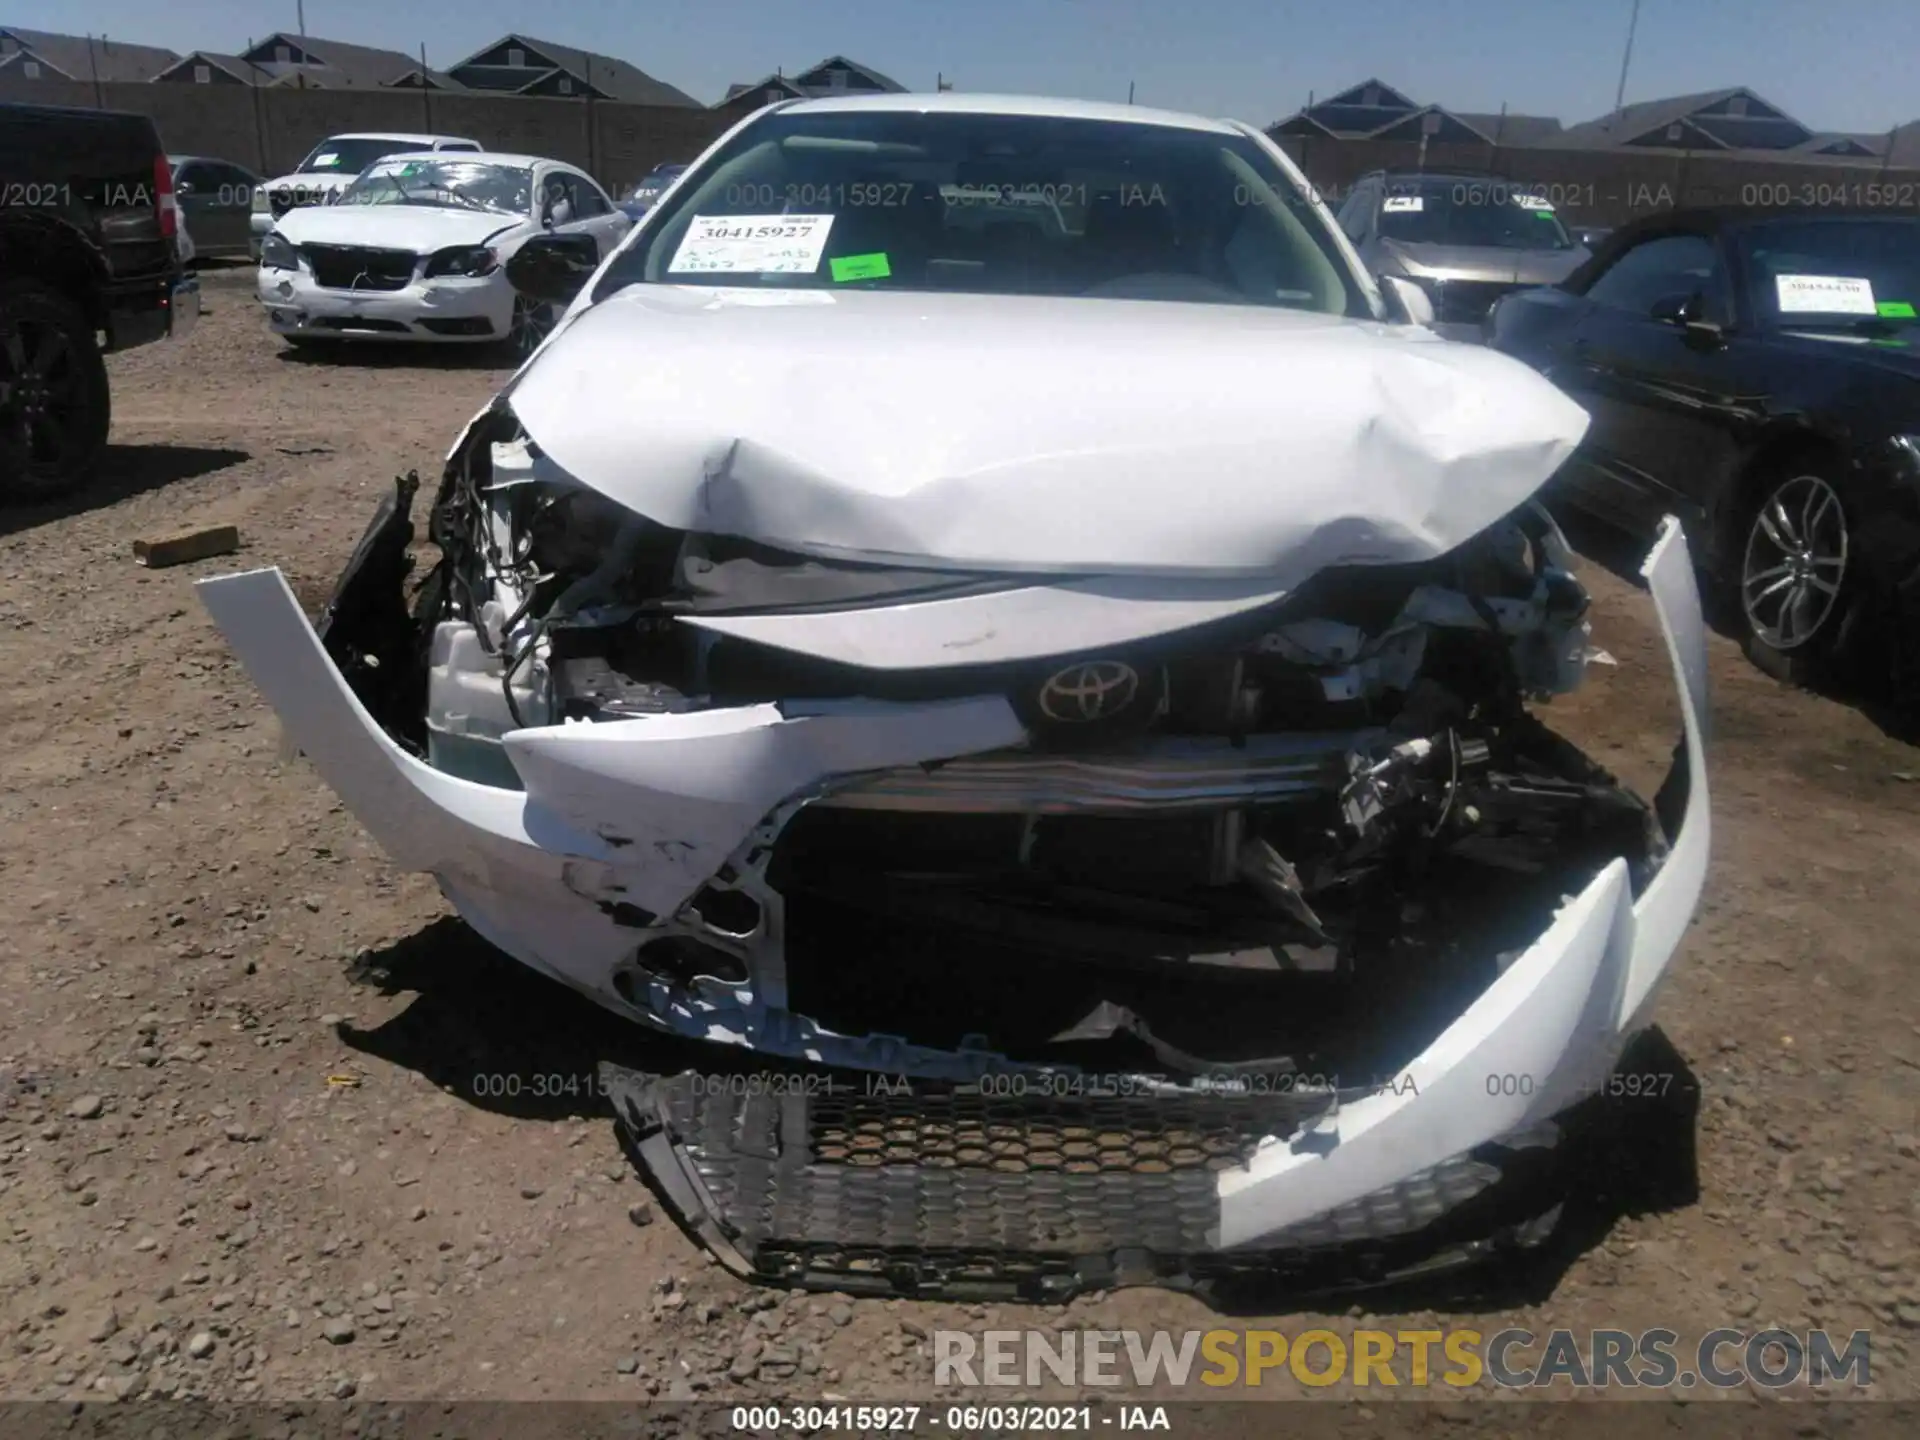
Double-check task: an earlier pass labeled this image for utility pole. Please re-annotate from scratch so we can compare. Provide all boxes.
[1127,80,1135,105]
[1612,0,1642,122]
[420,42,431,130]
[296,1,308,88]
[86,32,104,108]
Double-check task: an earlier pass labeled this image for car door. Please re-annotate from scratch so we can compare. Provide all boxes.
[544,169,628,256]
[1554,231,1743,531]
[203,162,259,252]
[173,162,223,250]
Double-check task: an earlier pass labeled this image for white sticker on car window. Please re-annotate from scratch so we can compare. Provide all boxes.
[1383,196,1423,213]
[1775,274,1877,315]
[1513,194,1553,211]
[311,153,339,166]
[669,214,836,274]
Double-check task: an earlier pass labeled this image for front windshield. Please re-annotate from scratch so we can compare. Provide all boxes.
[597,109,1371,314]
[1740,217,1920,329]
[339,160,533,217]
[1377,179,1576,251]
[297,139,429,176]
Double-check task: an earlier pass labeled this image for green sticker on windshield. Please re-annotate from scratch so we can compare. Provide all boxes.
[1877,300,1917,318]
[830,252,890,282]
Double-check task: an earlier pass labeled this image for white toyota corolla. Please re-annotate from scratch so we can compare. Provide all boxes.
[207,93,1710,1298]
[257,151,629,353]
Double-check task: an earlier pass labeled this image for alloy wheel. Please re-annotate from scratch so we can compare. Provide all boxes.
[509,295,554,358]
[1742,474,1848,652]
[0,317,83,472]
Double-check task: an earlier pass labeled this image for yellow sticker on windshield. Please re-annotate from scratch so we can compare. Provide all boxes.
[831,252,890,282]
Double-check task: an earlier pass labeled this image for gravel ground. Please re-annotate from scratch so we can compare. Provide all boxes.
[0,263,1916,1407]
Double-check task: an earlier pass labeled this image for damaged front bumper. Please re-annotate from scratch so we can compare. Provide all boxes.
[196,486,1708,1290]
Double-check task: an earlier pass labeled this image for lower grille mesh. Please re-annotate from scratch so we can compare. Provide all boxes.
[809,1091,1265,1173]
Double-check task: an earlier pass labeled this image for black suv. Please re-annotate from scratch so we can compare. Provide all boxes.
[1,101,198,499]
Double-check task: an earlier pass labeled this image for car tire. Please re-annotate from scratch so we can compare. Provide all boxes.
[504,294,555,361]
[1734,459,1859,686]
[0,277,112,502]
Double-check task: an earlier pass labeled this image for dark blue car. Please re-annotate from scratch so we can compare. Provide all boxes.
[617,163,687,223]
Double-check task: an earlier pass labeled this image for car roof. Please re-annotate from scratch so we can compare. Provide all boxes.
[318,132,477,144]
[775,91,1242,136]
[369,150,576,170]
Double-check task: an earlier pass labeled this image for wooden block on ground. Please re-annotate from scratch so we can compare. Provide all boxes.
[133,525,241,569]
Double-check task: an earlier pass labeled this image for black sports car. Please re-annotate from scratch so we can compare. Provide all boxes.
[1489,207,1920,686]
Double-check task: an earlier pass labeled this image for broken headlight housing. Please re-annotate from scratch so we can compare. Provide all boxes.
[260,232,298,271]
[424,244,500,279]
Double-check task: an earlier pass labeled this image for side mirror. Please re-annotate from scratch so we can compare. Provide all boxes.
[1381,275,1435,328]
[1649,292,1698,325]
[505,232,601,306]
[1651,290,1724,344]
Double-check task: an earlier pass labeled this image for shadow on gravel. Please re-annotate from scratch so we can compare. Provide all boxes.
[275,339,514,373]
[337,914,711,1122]
[0,443,249,539]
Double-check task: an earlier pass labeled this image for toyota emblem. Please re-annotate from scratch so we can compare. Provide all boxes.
[1037,660,1141,724]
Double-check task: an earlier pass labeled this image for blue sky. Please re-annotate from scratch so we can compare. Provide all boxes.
[18,0,1920,133]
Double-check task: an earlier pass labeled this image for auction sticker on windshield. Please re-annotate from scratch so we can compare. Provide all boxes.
[670,214,836,274]
[1383,196,1423,213]
[1776,274,1877,314]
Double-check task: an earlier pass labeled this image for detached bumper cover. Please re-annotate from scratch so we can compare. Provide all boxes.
[197,517,1708,1269]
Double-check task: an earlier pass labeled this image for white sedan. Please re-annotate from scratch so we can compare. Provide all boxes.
[257,152,629,353]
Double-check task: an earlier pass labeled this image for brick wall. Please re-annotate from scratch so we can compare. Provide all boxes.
[1272,134,1920,226]
[0,75,733,194]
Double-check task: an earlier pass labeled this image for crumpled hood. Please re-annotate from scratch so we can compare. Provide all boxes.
[275,203,522,252]
[1382,239,1590,287]
[507,286,1590,578]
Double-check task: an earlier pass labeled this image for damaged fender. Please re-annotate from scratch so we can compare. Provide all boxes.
[1213,516,1709,1246]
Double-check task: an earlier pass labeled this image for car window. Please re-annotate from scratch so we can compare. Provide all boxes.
[211,162,256,198]
[558,172,611,218]
[1584,234,1721,316]
[173,161,207,190]
[595,108,1372,316]
[540,172,588,224]
[1376,179,1576,251]
[1738,217,1920,331]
